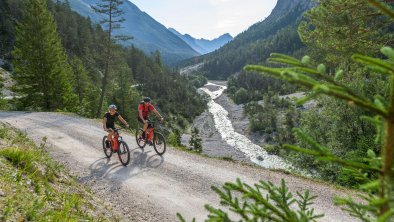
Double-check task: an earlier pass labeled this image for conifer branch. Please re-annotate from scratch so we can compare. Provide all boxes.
[283,144,381,172]
[366,0,394,19]
[245,65,389,117]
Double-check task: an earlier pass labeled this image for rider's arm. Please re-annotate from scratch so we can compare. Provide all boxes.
[139,110,146,123]
[118,115,129,128]
[153,109,163,120]
[103,117,108,131]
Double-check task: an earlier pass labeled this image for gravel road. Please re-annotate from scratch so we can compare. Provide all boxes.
[0,112,359,222]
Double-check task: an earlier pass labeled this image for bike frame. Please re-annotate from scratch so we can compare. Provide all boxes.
[146,126,154,142]
[110,129,122,151]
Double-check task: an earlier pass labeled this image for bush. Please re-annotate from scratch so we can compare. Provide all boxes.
[168,129,182,147]
[233,87,249,104]
[264,144,280,155]
[189,128,202,153]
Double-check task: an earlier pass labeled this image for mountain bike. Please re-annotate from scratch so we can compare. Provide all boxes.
[102,128,130,166]
[135,121,166,155]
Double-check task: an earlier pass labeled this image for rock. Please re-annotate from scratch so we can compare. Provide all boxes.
[0,189,5,197]
[256,156,264,161]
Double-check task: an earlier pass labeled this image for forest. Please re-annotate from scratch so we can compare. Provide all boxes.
[0,0,206,131]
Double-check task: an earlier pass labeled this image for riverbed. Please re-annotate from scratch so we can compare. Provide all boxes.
[183,82,290,170]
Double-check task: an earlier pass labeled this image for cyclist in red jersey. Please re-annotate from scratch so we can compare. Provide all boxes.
[138,97,163,139]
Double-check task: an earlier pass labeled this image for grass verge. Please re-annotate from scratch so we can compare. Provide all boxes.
[0,123,120,221]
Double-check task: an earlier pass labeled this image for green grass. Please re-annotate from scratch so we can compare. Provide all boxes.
[0,123,120,221]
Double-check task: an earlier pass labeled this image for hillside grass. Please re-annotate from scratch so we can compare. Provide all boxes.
[0,123,120,221]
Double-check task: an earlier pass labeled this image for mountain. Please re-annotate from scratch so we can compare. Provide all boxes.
[181,0,312,79]
[64,0,199,65]
[168,28,233,55]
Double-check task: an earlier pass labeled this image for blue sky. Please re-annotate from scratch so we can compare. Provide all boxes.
[130,0,278,40]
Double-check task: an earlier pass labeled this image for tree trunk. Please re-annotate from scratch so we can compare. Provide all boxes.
[96,3,113,118]
[96,60,109,117]
[380,117,394,214]
[379,75,394,215]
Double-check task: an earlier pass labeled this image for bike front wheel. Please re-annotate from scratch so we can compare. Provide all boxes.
[153,133,166,155]
[102,136,112,158]
[135,128,146,149]
[118,141,130,166]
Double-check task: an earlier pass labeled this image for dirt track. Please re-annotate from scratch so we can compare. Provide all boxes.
[0,112,359,221]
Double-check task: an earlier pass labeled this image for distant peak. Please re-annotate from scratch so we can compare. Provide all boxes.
[167,28,232,54]
[220,33,232,38]
[218,33,233,40]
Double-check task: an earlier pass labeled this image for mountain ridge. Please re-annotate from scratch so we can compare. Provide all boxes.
[64,0,199,65]
[168,28,233,55]
[181,0,312,79]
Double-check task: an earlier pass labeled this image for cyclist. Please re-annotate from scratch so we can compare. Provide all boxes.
[138,97,164,139]
[103,104,129,147]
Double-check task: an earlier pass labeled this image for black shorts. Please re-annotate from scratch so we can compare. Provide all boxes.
[137,116,148,123]
[106,124,115,130]
[137,116,153,128]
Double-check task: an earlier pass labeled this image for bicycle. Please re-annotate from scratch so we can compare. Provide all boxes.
[102,128,130,166]
[135,121,166,155]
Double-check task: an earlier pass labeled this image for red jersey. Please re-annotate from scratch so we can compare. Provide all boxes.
[138,103,155,119]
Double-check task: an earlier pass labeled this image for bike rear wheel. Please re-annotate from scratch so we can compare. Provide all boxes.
[118,141,130,166]
[153,133,166,155]
[102,136,112,158]
[135,128,146,149]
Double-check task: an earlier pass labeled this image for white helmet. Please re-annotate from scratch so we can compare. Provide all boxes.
[108,104,117,110]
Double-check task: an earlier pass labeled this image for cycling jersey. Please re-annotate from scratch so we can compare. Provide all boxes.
[104,112,119,129]
[138,103,155,119]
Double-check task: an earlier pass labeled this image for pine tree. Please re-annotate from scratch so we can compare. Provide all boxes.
[69,56,101,117]
[298,0,393,65]
[294,0,393,185]
[12,0,77,111]
[91,0,131,117]
[189,128,202,153]
[243,0,394,217]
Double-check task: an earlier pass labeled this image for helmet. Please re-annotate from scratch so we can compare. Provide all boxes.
[143,97,151,102]
[108,104,117,110]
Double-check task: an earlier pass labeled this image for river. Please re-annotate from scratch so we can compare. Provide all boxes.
[199,82,290,170]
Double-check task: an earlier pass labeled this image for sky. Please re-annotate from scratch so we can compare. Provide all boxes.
[129,0,278,40]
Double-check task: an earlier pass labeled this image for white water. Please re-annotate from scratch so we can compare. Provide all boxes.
[200,82,290,170]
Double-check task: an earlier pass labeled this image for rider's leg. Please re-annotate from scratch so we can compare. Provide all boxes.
[143,122,148,139]
[107,130,114,145]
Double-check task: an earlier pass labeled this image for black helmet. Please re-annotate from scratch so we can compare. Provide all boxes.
[143,97,151,102]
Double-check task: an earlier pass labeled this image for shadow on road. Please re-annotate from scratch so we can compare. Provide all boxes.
[79,145,165,187]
